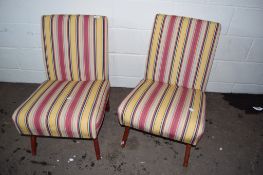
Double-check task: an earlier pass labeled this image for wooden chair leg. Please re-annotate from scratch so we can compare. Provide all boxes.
[31,136,37,156]
[93,138,101,160]
[183,144,192,167]
[121,126,130,148]
[106,99,110,112]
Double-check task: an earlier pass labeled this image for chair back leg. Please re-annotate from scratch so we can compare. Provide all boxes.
[106,100,110,112]
[31,136,37,156]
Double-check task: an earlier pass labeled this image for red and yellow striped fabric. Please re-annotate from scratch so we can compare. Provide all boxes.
[42,15,108,81]
[145,14,220,91]
[118,80,205,145]
[13,80,109,139]
[12,15,109,139]
[118,14,221,145]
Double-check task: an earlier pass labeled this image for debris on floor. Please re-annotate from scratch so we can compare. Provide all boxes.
[1,84,263,174]
[252,106,263,111]
[68,158,74,163]
[223,93,263,114]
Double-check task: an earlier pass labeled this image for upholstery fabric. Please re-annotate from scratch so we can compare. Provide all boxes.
[12,15,109,139]
[118,14,221,145]
[42,15,108,81]
[145,14,221,91]
[118,80,205,145]
[12,80,110,139]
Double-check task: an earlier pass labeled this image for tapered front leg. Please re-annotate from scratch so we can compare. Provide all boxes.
[31,136,37,156]
[121,126,130,148]
[93,138,101,160]
[183,144,192,167]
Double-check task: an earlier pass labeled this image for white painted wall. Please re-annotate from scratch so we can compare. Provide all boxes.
[0,0,263,94]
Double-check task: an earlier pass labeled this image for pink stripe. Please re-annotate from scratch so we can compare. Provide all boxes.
[57,15,66,80]
[139,83,163,130]
[34,82,63,135]
[183,20,202,87]
[169,88,188,139]
[65,82,87,137]
[158,16,176,82]
[83,16,90,80]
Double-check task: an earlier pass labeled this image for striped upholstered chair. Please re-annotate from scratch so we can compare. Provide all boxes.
[118,14,221,166]
[12,15,109,160]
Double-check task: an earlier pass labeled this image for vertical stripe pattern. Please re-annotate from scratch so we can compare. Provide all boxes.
[12,15,110,139]
[145,14,221,91]
[118,14,221,145]
[42,15,108,81]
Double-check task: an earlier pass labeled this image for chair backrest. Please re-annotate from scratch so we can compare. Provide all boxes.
[42,15,108,81]
[145,14,221,91]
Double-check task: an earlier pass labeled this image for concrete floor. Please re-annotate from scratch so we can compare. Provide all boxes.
[0,82,262,175]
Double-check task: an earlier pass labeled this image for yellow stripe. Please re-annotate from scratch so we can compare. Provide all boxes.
[170,17,190,84]
[146,15,165,80]
[96,17,103,80]
[152,85,175,135]
[17,81,54,134]
[183,90,202,143]
[88,82,108,132]
[80,81,103,138]
[104,18,108,80]
[70,15,79,80]
[194,23,217,89]
[44,16,56,80]
[48,81,78,136]
[122,80,153,126]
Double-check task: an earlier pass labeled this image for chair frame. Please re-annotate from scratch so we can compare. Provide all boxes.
[16,15,111,160]
[118,14,221,167]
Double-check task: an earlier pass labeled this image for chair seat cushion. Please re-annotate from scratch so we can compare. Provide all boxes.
[118,80,206,145]
[12,80,110,139]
